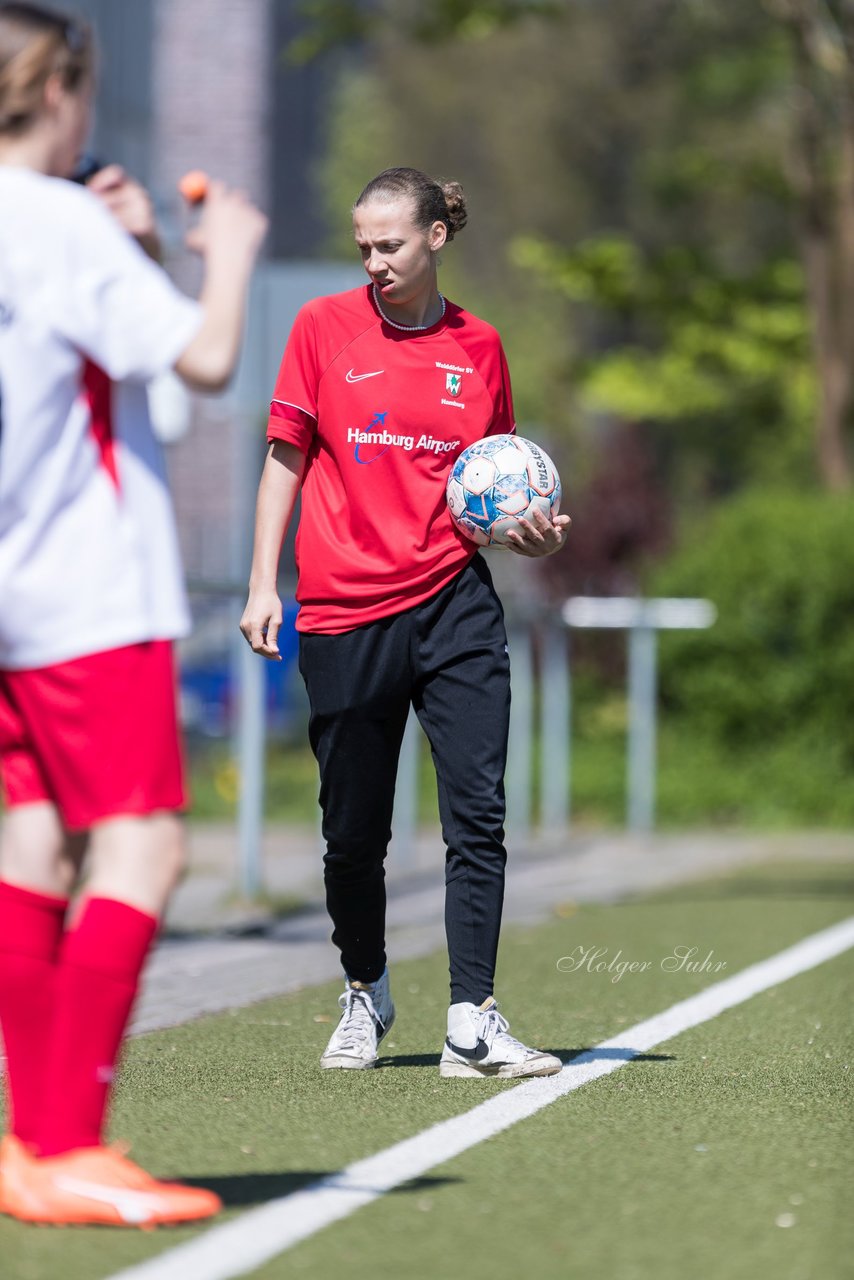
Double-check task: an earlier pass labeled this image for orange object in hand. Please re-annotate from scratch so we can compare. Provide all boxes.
[178,170,209,205]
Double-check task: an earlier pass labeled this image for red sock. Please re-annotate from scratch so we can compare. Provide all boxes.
[38,897,158,1157]
[0,881,69,1147]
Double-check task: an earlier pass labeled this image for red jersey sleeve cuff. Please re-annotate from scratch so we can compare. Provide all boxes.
[266,400,316,452]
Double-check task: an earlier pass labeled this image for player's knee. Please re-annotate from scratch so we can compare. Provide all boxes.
[0,803,73,893]
[86,811,187,913]
[153,814,188,892]
[323,845,387,880]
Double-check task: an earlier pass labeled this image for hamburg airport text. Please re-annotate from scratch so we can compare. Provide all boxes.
[348,427,460,455]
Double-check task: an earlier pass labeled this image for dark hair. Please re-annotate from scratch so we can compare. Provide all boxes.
[0,2,93,134]
[354,167,468,242]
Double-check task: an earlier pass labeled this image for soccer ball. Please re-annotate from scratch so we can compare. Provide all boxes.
[446,435,561,547]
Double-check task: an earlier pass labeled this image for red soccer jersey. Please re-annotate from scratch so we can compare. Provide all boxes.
[267,285,516,634]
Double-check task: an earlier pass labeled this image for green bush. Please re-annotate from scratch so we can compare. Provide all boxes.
[649,489,854,760]
[184,490,854,832]
[569,711,854,829]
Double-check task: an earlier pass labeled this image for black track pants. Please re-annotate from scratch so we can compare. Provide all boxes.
[298,555,510,1005]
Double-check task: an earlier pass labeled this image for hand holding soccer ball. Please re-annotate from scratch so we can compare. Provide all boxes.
[446,435,570,556]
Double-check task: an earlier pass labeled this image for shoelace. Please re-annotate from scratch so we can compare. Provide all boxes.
[332,989,382,1052]
[477,1003,532,1056]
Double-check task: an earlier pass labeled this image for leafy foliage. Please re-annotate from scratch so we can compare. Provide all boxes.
[315,1,810,480]
[650,488,854,758]
[513,236,816,489]
[288,0,564,63]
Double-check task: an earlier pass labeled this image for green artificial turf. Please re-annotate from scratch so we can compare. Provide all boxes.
[0,857,851,1280]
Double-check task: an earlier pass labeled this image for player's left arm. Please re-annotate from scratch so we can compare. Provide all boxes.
[87,165,162,263]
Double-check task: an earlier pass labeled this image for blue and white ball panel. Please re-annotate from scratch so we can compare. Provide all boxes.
[446,434,562,547]
[460,457,498,496]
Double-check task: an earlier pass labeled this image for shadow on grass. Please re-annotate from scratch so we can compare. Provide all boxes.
[376,1048,675,1069]
[376,1052,442,1068]
[183,1170,460,1208]
[557,1047,675,1064]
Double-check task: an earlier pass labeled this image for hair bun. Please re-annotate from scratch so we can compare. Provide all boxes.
[355,168,470,242]
[441,180,468,241]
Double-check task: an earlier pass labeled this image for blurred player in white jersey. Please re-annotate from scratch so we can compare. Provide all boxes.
[0,2,267,1226]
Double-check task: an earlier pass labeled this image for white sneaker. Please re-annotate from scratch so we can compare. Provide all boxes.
[319,970,395,1070]
[440,997,562,1079]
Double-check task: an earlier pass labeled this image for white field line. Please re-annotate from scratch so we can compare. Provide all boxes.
[107,915,854,1280]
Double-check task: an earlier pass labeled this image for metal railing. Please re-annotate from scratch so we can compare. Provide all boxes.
[187,586,715,898]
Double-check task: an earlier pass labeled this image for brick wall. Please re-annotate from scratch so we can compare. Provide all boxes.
[151,0,272,581]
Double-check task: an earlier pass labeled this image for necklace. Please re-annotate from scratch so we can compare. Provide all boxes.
[373,284,446,332]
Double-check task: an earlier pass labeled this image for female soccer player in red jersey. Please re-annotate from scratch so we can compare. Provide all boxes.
[0,2,266,1225]
[241,166,570,1078]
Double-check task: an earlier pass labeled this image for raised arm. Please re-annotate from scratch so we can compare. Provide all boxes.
[175,182,268,392]
[239,441,306,659]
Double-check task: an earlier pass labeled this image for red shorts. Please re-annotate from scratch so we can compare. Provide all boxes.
[0,641,187,831]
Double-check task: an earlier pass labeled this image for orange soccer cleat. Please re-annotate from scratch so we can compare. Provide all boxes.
[0,1135,221,1227]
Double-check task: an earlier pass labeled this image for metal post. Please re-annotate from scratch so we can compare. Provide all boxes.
[563,597,715,834]
[232,276,270,899]
[627,622,657,832]
[540,622,570,830]
[391,707,420,867]
[506,623,534,836]
[227,266,380,898]
[236,633,266,897]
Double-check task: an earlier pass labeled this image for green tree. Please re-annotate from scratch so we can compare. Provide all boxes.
[763,0,854,489]
[302,0,850,491]
[511,236,814,496]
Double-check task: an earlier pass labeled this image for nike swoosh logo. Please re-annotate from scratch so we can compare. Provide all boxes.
[55,1176,169,1224]
[446,1036,490,1061]
[346,368,384,383]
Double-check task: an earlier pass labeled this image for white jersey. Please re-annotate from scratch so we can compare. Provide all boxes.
[0,167,202,670]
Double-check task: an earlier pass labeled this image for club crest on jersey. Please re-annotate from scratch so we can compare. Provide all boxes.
[445,373,463,397]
